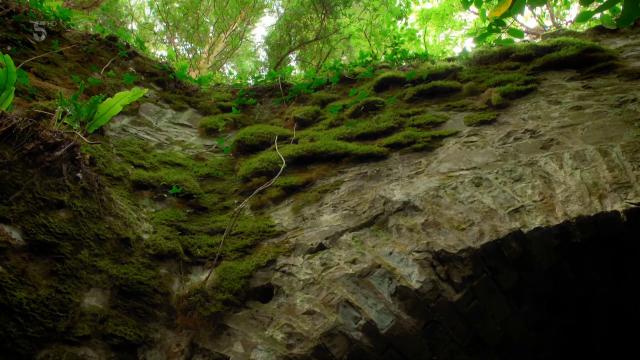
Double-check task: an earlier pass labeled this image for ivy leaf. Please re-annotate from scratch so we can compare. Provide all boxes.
[489,0,513,18]
[507,28,525,39]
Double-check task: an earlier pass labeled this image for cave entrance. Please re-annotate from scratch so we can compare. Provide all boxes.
[344,208,640,360]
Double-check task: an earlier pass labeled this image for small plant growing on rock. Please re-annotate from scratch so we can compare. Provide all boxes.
[56,86,148,134]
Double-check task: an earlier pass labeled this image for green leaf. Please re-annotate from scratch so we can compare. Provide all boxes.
[595,0,622,13]
[575,10,596,22]
[507,28,525,38]
[528,0,548,7]
[0,53,17,111]
[579,0,596,6]
[617,0,640,27]
[508,0,527,16]
[600,13,617,28]
[16,69,30,87]
[489,0,513,18]
[87,87,147,133]
[168,185,183,195]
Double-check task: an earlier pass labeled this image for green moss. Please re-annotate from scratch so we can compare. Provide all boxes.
[403,81,462,102]
[232,124,292,154]
[530,40,616,70]
[372,71,407,92]
[469,37,615,70]
[131,168,202,195]
[439,99,487,111]
[309,92,342,107]
[464,111,499,126]
[289,105,323,127]
[238,140,388,180]
[344,97,386,118]
[495,83,538,99]
[144,225,185,258]
[184,244,286,317]
[102,313,149,346]
[150,207,188,224]
[414,63,461,82]
[326,114,401,141]
[405,113,449,128]
[378,127,455,148]
[482,73,537,88]
[198,113,246,135]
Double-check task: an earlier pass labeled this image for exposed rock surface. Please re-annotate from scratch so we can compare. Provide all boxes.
[193,31,640,359]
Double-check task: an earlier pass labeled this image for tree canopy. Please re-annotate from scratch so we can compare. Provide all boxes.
[7,0,639,83]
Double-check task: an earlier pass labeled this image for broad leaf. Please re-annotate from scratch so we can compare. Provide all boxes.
[507,28,526,39]
[575,10,596,22]
[489,0,513,18]
[0,53,17,111]
[528,0,548,7]
[87,87,148,133]
[617,0,640,27]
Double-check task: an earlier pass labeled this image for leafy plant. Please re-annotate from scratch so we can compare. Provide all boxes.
[168,185,183,195]
[122,73,138,86]
[57,86,148,134]
[0,52,17,112]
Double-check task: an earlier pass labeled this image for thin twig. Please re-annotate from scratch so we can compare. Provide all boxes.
[31,109,55,116]
[17,44,79,69]
[291,123,297,144]
[546,1,560,29]
[64,130,101,144]
[101,56,117,74]
[278,75,286,103]
[202,135,287,285]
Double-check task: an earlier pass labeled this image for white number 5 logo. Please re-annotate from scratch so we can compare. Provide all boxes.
[31,22,47,42]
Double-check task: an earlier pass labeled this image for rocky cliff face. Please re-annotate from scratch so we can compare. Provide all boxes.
[191,31,640,359]
[2,21,640,360]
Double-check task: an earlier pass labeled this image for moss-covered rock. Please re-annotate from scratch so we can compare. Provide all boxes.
[379,128,458,150]
[464,111,499,126]
[405,113,449,128]
[238,140,388,179]
[495,83,538,100]
[289,106,323,127]
[198,113,245,135]
[404,81,463,102]
[469,37,615,70]
[309,92,342,107]
[414,63,461,83]
[344,97,386,118]
[372,71,407,92]
[232,125,292,154]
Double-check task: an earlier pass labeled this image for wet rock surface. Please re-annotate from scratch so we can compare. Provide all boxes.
[194,31,640,359]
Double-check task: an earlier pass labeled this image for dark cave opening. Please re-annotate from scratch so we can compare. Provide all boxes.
[336,208,640,360]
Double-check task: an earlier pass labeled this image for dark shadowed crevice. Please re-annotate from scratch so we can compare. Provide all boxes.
[331,207,640,360]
